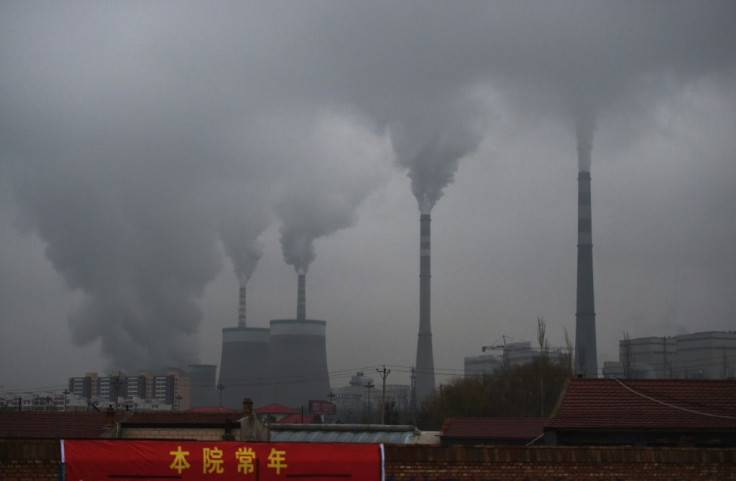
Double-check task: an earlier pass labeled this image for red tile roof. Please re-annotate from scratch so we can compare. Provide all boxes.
[0,412,117,439]
[255,403,299,415]
[440,417,546,440]
[277,413,314,424]
[547,378,736,431]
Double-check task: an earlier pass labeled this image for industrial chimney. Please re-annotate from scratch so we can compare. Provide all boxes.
[575,171,598,377]
[238,285,247,327]
[414,212,436,404]
[218,286,269,408]
[297,272,306,321]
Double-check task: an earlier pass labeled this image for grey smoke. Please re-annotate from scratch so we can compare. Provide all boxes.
[218,195,269,286]
[390,94,483,214]
[0,1,734,387]
[574,102,597,173]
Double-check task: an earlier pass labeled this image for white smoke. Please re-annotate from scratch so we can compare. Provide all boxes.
[390,90,483,214]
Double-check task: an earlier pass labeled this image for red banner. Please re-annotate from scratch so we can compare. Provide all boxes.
[62,440,382,480]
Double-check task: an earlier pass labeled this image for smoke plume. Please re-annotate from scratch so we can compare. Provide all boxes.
[275,112,392,274]
[390,92,483,214]
[573,98,598,173]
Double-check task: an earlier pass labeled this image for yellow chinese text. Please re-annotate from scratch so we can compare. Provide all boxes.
[169,445,191,475]
[203,446,225,474]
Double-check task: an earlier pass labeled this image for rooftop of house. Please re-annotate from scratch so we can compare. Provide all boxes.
[440,417,547,441]
[119,411,243,427]
[254,403,299,415]
[547,378,736,431]
[0,412,118,439]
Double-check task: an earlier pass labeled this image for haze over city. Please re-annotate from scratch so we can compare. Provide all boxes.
[1,1,734,392]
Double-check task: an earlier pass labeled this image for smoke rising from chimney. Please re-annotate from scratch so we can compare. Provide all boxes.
[391,93,482,214]
[575,107,597,173]
[275,112,392,274]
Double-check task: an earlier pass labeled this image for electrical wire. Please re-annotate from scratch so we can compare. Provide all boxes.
[612,377,736,421]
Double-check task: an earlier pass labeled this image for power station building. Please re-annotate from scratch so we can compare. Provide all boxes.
[602,331,736,379]
[218,274,331,410]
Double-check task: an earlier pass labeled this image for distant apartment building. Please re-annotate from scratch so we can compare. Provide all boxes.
[602,331,736,379]
[67,369,190,410]
[464,341,569,377]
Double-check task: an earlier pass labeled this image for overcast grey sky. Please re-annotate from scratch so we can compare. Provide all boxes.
[1,1,734,391]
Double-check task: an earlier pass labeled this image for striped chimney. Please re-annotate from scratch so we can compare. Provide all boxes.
[297,272,306,321]
[575,171,598,377]
[238,285,247,327]
[414,213,436,403]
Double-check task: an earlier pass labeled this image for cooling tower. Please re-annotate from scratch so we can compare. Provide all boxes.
[186,364,218,408]
[267,319,330,409]
[218,327,270,408]
[575,171,598,377]
[414,213,436,404]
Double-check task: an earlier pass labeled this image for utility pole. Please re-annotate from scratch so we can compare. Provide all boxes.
[376,365,391,424]
[217,384,225,407]
[364,381,374,423]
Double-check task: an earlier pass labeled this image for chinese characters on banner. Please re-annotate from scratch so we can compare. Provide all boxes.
[61,440,383,481]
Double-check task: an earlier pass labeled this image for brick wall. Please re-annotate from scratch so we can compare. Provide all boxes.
[0,439,60,481]
[384,445,736,481]
[2,440,734,480]
[120,426,239,440]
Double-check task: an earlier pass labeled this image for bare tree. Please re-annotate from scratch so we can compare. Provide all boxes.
[563,327,574,376]
[537,316,548,358]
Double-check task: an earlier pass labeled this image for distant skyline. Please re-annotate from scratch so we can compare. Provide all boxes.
[1,1,735,391]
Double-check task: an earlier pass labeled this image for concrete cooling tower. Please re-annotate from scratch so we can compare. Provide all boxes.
[186,364,218,408]
[266,319,330,409]
[218,326,270,408]
[575,171,598,377]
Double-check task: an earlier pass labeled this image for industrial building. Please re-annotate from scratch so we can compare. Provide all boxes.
[464,341,568,377]
[602,330,736,379]
[218,273,331,410]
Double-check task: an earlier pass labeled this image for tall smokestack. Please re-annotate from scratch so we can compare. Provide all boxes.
[238,285,247,327]
[414,213,435,404]
[575,171,598,377]
[297,272,306,321]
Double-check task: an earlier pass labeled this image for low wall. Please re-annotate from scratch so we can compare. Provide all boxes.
[1,440,734,480]
[384,445,735,481]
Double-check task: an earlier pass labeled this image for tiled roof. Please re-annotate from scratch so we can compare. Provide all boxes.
[121,411,241,426]
[440,417,546,440]
[278,414,314,424]
[255,403,299,415]
[0,412,116,439]
[186,406,237,413]
[547,378,736,430]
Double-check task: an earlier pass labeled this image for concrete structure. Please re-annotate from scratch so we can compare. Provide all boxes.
[575,171,598,378]
[602,331,736,379]
[414,213,436,405]
[464,341,569,377]
[185,364,217,408]
[218,326,270,408]
[266,318,330,409]
[218,284,270,409]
